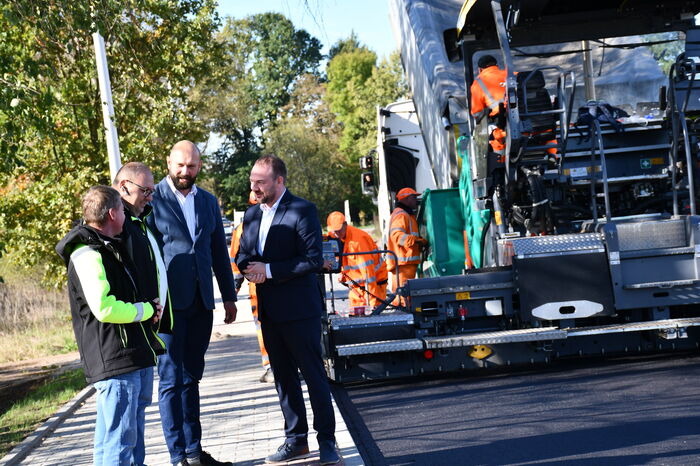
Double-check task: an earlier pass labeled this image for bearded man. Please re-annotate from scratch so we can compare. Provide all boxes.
[146,140,237,466]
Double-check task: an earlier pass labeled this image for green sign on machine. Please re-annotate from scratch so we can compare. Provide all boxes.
[640,158,652,169]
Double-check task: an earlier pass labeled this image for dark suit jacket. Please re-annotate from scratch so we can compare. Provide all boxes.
[236,190,323,322]
[147,178,236,311]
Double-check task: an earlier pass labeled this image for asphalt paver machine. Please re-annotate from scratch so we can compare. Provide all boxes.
[323,0,700,383]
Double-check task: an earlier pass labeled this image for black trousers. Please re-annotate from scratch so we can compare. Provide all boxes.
[261,316,336,446]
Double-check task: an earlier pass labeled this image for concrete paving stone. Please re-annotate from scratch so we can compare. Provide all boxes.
[4,291,364,466]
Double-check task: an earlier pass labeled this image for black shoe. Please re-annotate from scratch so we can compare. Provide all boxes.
[265,442,310,463]
[175,461,191,466]
[187,451,232,466]
[319,441,341,465]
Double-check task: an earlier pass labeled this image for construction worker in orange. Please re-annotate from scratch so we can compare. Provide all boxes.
[470,54,508,155]
[326,212,388,313]
[229,192,273,383]
[471,55,557,157]
[386,188,428,304]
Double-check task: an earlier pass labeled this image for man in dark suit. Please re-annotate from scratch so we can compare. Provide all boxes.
[147,140,237,466]
[236,155,340,465]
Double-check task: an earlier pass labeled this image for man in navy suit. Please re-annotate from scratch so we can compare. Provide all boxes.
[236,155,340,465]
[147,140,237,466]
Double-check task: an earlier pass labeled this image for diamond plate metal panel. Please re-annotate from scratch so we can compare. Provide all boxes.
[566,317,700,336]
[616,219,687,252]
[511,233,604,257]
[423,327,567,348]
[330,313,413,330]
[335,339,423,356]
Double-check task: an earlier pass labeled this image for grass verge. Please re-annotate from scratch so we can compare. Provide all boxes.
[0,322,77,364]
[0,368,86,457]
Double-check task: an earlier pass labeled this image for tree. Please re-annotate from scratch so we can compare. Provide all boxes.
[264,74,352,217]
[196,13,323,213]
[327,32,363,62]
[0,0,225,286]
[325,46,409,220]
[326,46,408,164]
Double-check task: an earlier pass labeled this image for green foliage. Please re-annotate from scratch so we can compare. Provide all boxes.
[644,32,683,75]
[198,13,323,212]
[264,74,352,217]
[327,32,363,62]
[326,47,408,164]
[0,0,224,286]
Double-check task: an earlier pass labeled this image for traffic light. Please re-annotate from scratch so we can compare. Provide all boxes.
[360,154,374,170]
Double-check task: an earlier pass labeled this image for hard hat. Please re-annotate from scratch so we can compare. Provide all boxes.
[326,211,346,231]
[396,187,419,201]
[248,191,257,205]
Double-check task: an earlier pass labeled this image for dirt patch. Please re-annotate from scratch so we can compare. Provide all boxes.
[0,352,80,416]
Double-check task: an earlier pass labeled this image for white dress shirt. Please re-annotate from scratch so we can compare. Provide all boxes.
[258,189,286,278]
[166,176,198,242]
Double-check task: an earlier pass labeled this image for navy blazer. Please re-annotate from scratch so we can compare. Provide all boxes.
[236,190,324,322]
[147,178,236,311]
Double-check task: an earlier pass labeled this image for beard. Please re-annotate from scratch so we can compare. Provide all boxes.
[169,173,196,190]
[255,189,278,205]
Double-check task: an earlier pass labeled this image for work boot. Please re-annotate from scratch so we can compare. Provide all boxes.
[259,367,274,383]
[265,443,310,463]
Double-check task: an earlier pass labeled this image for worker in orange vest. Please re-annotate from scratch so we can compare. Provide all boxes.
[386,188,427,304]
[229,192,272,383]
[471,54,556,157]
[326,212,387,313]
[471,54,508,154]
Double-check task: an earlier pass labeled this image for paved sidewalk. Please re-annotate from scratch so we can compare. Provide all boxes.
[6,289,362,465]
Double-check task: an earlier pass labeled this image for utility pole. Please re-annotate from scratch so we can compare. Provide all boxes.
[92,32,121,181]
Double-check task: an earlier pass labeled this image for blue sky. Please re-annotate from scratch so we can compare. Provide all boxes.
[216,0,398,60]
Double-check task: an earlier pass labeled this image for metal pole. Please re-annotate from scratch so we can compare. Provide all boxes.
[92,32,122,181]
[582,40,597,102]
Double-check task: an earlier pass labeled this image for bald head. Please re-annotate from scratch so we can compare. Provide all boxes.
[167,140,202,193]
[170,140,200,158]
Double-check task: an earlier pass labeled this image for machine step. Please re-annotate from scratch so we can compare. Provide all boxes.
[332,317,700,356]
[423,327,566,348]
[335,338,424,356]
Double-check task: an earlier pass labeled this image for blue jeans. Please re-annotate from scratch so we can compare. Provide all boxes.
[93,366,153,466]
[158,295,213,464]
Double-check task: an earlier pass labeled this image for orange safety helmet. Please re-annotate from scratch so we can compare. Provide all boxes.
[396,187,419,201]
[326,211,346,231]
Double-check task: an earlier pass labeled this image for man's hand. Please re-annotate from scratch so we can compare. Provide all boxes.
[245,273,266,284]
[244,262,267,284]
[151,298,163,323]
[223,301,238,324]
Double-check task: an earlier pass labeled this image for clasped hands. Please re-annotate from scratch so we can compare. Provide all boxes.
[243,261,267,284]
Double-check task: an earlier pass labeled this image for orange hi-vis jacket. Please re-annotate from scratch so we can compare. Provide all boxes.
[386,207,422,271]
[338,225,388,307]
[230,223,244,276]
[470,66,507,118]
[229,222,268,367]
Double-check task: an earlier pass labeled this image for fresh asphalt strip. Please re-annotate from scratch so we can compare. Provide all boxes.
[332,352,700,466]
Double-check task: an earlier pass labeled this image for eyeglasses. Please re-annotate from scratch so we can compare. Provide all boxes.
[126,180,155,197]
